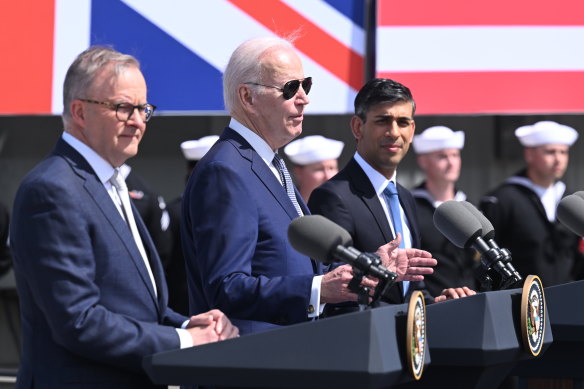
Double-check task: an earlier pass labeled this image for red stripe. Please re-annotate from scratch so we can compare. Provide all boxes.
[228,0,363,90]
[375,71,584,114]
[0,1,54,114]
[378,0,584,26]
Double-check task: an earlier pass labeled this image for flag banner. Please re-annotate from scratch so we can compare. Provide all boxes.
[1,0,365,115]
[375,0,584,114]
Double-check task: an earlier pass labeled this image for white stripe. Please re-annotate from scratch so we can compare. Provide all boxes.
[301,51,357,114]
[122,0,355,113]
[377,26,584,72]
[281,0,365,56]
[52,0,91,114]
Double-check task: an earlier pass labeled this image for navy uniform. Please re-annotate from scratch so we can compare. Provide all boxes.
[412,184,478,295]
[411,126,478,295]
[480,121,583,287]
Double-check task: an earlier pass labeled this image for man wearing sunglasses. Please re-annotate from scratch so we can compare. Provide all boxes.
[10,46,237,388]
[182,37,436,335]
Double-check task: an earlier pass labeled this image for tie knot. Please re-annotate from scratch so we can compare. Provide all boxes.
[110,169,127,192]
[272,153,284,167]
[384,181,398,196]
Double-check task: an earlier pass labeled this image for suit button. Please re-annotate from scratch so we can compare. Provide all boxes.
[308,305,315,314]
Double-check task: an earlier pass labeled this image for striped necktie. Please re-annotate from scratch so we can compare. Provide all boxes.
[272,153,303,217]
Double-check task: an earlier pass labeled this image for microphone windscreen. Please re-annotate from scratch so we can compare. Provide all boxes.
[288,215,353,264]
[433,200,482,248]
[460,201,495,240]
[557,194,584,237]
[572,191,584,200]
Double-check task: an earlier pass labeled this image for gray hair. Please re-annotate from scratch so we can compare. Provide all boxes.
[62,46,140,127]
[223,36,294,112]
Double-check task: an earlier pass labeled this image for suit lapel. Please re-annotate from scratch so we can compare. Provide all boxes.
[57,139,160,307]
[397,183,420,248]
[223,128,303,220]
[346,159,393,243]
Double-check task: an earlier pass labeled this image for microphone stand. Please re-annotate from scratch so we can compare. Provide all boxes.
[345,252,398,309]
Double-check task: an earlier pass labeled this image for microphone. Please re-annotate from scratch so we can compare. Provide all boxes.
[288,215,394,281]
[433,201,514,284]
[459,201,522,286]
[557,194,584,237]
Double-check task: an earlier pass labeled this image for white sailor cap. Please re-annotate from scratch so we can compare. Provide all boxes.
[180,135,219,161]
[412,126,465,154]
[284,135,344,165]
[515,121,578,147]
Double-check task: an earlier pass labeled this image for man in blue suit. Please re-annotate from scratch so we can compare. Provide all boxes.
[10,46,237,388]
[182,37,436,335]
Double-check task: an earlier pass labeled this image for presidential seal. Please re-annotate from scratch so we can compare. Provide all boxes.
[520,275,546,356]
[406,291,426,380]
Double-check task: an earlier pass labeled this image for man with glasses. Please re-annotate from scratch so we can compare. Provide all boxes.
[10,46,237,388]
[182,37,436,335]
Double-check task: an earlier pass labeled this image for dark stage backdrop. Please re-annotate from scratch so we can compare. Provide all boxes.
[2,113,584,210]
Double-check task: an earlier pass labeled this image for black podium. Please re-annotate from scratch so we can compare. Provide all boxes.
[398,288,553,389]
[144,303,429,388]
[512,280,584,380]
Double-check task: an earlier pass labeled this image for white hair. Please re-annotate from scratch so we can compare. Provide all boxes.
[222,36,294,112]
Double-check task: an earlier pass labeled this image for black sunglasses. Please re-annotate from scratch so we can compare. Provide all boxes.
[245,77,312,100]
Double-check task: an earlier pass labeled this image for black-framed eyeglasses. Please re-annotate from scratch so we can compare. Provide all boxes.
[79,99,157,122]
[244,77,312,100]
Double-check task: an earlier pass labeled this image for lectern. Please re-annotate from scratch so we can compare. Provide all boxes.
[397,288,553,389]
[144,303,429,388]
[513,280,584,380]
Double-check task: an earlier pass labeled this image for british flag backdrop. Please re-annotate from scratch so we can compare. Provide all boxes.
[0,0,365,115]
[375,0,584,114]
[4,0,584,116]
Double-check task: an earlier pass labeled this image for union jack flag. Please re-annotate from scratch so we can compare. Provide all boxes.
[0,0,365,115]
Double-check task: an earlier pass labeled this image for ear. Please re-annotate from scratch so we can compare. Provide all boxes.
[416,154,427,170]
[407,120,416,143]
[69,99,86,128]
[524,147,533,164]
[238,85,255,113]
[350,115,363,141]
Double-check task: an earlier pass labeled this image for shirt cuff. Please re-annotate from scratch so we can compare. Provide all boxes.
[308,275,326,318]
[176,328,194,349]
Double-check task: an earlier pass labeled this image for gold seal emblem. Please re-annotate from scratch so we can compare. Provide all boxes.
[406,290,426,380]
[520,275,546,356]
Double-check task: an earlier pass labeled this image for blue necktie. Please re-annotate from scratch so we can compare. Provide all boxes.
[383,181,409,295]
[273,153,303,217]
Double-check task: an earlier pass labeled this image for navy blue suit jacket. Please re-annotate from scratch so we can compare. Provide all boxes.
[10,138,187,388]
[181,127,322,335]
[309,157,433,304]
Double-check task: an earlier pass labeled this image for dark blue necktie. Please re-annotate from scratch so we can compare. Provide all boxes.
[383,181,409,294]
[273,153,303,217]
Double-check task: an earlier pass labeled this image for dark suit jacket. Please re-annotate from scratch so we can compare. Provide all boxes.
[309,157,433,305]
[10,138,187,388]
[181,127,322,335]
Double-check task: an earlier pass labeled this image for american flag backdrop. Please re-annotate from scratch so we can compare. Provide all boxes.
[375,0,584,114]
[0,0,365,115]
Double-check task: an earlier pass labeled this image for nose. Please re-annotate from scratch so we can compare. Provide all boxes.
[295,85,310,105]
[126,108,146,127]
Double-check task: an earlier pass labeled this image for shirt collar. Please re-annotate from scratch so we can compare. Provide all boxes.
[354,151,397,196]
[62,131,116,184]
[229,118,277,164]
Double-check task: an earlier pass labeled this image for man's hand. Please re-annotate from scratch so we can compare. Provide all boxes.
[433,286,476,303]
[320,264,378,304]
[376,234,437,281]
[186,309,239,345]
